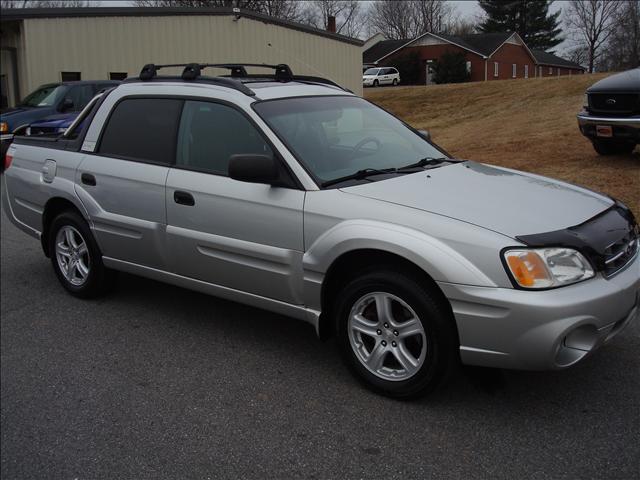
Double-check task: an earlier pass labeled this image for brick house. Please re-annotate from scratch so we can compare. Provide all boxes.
[363,32,584,84]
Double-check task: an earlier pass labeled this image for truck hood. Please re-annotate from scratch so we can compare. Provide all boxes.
[340,161,614,238]
[31,113,77,128]
[0,106,55,131]
[587,68,640,94]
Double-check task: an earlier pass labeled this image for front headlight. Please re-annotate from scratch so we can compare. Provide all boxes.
[503,248,594,289]
[0,122,8,133]
[583,93,589,109]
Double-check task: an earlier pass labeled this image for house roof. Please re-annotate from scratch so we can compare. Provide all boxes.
[439,32,513,57]
[363,39,409,64]
[531,49,584,69]
[0,7,363,46]
[363,32,517,63]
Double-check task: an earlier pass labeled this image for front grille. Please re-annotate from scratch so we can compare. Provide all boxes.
[603,229,639,277]
[589,93,640,115]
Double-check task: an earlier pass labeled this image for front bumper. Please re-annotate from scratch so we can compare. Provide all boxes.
[577,112,640,142]
[438,252,640,370]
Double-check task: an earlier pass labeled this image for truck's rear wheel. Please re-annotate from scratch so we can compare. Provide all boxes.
[335,269,458,399]
[592,139,636,156]
[49,211,114,298]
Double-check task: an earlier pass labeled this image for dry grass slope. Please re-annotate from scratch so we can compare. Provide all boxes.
[366,74,639,214]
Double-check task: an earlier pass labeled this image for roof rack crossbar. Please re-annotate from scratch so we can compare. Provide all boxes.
[135,63,256,96]
[134,62,347,95]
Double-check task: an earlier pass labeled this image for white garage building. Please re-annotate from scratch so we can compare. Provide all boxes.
[0,6,363,107]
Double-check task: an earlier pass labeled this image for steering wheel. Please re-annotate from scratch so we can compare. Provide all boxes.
[351,137,381,158]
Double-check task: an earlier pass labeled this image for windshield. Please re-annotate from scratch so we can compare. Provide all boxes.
[363,68,380,76]
[253,96,448,184]
[20,84,66,107]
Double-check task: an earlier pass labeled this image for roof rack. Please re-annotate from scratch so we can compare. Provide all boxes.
[126,62,348,96]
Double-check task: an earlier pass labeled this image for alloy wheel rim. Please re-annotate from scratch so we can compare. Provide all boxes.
[348,292,427,381]
[55,225,90,286]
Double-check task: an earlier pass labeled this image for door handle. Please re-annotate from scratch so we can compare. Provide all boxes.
[174,190,195,206]
[81,173,96,186]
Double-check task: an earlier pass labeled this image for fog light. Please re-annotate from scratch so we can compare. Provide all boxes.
[555,324,598,368]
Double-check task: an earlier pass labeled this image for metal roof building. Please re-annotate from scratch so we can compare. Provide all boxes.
[0,7,364,107]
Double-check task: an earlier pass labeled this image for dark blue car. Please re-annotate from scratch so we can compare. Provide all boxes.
[26,113,78,136]
[1,80,119,162]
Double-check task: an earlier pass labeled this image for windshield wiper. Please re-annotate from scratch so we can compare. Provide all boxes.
[395,157,450,171]
[321,157,454,188]
[321,167,398,188]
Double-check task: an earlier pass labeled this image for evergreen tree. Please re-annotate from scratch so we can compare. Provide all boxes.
[479,0,563,51]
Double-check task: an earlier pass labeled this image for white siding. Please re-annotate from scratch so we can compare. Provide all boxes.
[18,15,362,96]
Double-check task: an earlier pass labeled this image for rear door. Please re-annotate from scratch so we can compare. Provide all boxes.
[165,99,305,304]
[76,97,183,270]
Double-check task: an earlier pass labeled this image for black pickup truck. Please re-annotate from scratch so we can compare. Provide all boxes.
[577,68,639,155]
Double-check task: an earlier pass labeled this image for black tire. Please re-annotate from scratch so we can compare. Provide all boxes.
[334,268,458,399]
[392,78,398,86]
[373,79,379,87]
[592,139,636,156]
[49,210,114,298]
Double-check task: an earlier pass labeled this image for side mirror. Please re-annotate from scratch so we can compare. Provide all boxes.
[228,154,279,185]
[418,129,431,141]
[59,98,74,112]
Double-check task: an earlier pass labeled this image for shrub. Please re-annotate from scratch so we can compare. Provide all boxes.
[433,51,470,84]
[383,51,421,85]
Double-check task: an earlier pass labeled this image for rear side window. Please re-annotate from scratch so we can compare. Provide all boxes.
[98,98,183,164]
[176,100,272,175]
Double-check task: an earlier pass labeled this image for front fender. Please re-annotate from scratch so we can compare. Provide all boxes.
[302,219,498,309]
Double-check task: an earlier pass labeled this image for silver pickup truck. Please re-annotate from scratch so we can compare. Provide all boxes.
[3,63,639,398]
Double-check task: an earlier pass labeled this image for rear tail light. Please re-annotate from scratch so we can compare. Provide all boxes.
[4,153,13,170]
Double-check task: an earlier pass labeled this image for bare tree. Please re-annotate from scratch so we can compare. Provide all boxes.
[1,0,88,6]
[567,45,589,67]
[133,0,304,22]
[565,0,621,73]
[368,0,457,40]
[259,0,303,22]
[134,0,265,7]
[299,1,364,38]
[601,0,640,70]
[443,17,478,36]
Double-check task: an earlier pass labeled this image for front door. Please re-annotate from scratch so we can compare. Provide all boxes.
[165,100,305,304]
[426,63,435,85]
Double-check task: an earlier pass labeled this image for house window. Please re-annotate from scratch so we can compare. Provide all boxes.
[61,72,81,82]
[494,62,499,77]
[524,65,529,78]
[549,66,553,74]
[539,66,542,77]
[466,61,471,74]
[109,72,128,81]
[512,64,517,78]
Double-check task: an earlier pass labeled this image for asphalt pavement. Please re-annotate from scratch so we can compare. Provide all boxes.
[1,176,639,479]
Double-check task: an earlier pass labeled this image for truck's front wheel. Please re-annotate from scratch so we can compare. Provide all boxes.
[335,269,458,399]
[592,139,636,156]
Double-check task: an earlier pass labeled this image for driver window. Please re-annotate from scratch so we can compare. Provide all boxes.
[176,100,273,175]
